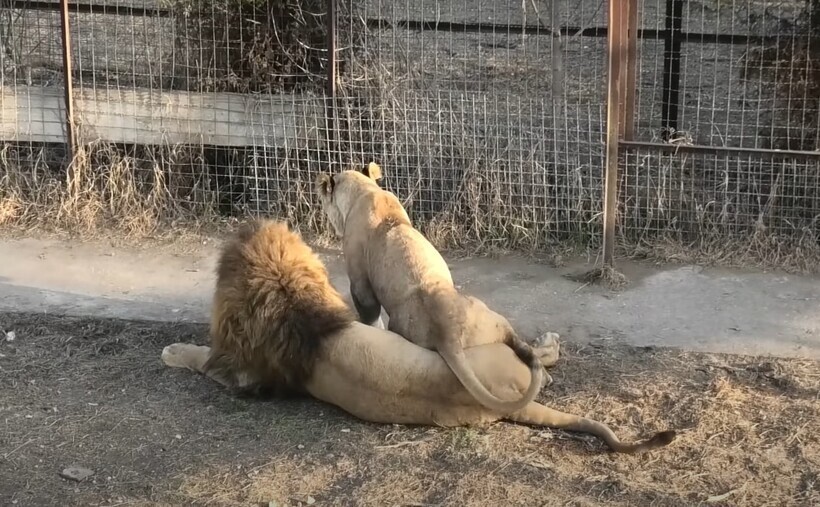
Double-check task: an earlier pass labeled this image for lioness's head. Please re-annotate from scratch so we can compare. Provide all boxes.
[315,162,383,237]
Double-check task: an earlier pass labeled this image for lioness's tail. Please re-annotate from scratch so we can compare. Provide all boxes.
[439,341,545,414]
[508,402,676,454]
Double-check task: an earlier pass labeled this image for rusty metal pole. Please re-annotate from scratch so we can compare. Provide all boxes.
[603,0,625,267]
[59,0,75,160]
[325,0,337,162]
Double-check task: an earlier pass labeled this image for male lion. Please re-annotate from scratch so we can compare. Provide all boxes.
[161,219,675,453]
[315,162,546,413]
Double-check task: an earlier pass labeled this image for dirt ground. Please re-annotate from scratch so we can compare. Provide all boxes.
[1,309,818,507]
[1,235,819,360]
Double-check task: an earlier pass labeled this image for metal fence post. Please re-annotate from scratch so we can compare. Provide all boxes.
[603,0,626,267]
[622,0,639,141]
[59,0,75,160]
[325,0,337,162]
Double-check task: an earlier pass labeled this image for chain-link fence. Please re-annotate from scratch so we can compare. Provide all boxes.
[1,0,818,267]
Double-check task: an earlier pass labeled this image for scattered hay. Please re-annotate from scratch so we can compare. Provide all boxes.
[2,311,818,506]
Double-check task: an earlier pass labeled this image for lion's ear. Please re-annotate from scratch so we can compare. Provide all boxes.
[362,162,382,181]
[315,172,335,197]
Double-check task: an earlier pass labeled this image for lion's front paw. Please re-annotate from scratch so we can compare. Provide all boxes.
[532,332,560,367]
[161,343,207,370]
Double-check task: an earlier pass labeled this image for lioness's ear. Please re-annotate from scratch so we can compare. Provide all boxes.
[361,162,382,181]
[315,172,334,197]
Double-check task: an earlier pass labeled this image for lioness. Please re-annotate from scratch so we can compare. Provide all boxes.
[315,162,545,413]
[161,219,675,453]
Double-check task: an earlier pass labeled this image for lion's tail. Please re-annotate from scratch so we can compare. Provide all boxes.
[508,402,676,454]
[439,340,545,414]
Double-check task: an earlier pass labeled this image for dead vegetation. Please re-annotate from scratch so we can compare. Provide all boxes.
[0,141,220,239]
[158,0,343,94]
[2,127,818,273]
[618,148,820,274]
[0,311,817,506]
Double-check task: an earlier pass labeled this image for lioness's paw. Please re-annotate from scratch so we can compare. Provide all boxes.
[533,331,560,348]
[161,343,202,369]
[533,332,560,367]
[541,370,554,388]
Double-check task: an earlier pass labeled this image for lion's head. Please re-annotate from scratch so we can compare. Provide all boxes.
[315,162,383,237]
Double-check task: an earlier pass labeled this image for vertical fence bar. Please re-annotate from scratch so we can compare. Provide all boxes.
[661,0,683,140]
[622,0,639,141]
[325,0,337,161]
[603,0,625,267]
[58,0,75,160]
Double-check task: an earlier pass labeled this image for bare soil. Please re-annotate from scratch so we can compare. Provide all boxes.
[1,311,817,507]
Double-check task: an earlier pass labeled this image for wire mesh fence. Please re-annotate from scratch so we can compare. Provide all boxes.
[0,0,818,267]
[620,146,820,252]
[622,0,820,261]
[330,0,609,248]
[632,0,819,149]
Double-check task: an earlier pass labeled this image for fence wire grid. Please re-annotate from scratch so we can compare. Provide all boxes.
[0,0,818,266]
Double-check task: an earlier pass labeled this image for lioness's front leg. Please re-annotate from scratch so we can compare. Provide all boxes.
[350,278,385,330]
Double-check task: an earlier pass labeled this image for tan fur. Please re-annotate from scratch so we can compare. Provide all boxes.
[315,163,544,413]
[161,219,676,453]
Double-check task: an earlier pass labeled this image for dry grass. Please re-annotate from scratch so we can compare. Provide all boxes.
[0,141,221,238]
[618,148,820,274]
[1,311,818,506]
[2,133,819,275]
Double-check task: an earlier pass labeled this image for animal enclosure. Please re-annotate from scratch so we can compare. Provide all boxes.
[1,0,819,268]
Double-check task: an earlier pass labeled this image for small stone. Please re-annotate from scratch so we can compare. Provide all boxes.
[5,331,15,342]
[60,466,94,482]
[340,428,350,433]
[175,434,182,439]
[306,497,316,505]
[297,444,304,449]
